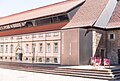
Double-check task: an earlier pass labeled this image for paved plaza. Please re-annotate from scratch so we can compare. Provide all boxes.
[0,68,118,81]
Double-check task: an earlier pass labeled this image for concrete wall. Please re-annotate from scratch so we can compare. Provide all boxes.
[79,28,106,65]
[79,28,92,65]
[61,28,79,65]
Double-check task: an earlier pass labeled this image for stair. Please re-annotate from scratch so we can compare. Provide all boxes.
[0,61,120,80]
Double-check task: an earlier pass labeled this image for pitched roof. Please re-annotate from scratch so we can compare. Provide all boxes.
[107,1,120,29]
[62,0,109,29]
[0,0,85,26]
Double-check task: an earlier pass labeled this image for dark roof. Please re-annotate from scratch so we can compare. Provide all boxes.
[0,0,85,26]
[107,1,120,28]
[62,0,109,29]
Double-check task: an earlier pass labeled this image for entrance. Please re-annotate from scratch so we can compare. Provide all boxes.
[118,49,120,64]
[16,53,23,61]
[16,48,23,61]
[100,49,105,65]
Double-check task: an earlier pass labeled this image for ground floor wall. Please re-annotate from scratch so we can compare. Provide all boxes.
[0,30,61,64]
[0,27,119,65]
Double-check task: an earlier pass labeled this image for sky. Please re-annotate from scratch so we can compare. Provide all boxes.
[0,0,66,17]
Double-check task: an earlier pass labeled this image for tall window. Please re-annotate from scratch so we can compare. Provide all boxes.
[54,43,58,53]
[26,44,29,53]
[5,45,8,53]
[46,43,51,53]
[39,43,43,53]
[0,45,4,53]
[32,44,36,53]
[10,44,14,53]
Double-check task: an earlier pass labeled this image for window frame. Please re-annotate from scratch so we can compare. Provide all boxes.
[53,43,58,53]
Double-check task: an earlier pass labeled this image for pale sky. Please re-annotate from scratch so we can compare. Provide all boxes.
[0,0,66,17]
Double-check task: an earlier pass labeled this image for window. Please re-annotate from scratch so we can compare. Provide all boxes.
[32,44,36,53]
[21,21,26,27]
[10,57,12,60]
[26,57,28,60]
[0,57,3,59]
[0,45,4,53]
[26,44,29,53]
[39,43,43,53]
[46,58,50,62]
[35,18,52,26]
[39,34,43,38]
[46,43,51,53]
[5,45,8,53]
[25,21,33,27]
[25,35,30,39]
[32,34,36,38]
[54,43,58,53]
[53,16,60,23]
[3,25,11,30]
[10,44,14,53]
[5,57,7,59]
[108,33,115,40]
[53,32,59,37]
[39,58,42,62]
[58,14,69,21]
[10,22,22,28]
[54,58,58,63]
[46,33,51,37]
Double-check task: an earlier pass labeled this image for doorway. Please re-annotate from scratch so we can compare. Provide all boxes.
[118,49,120,64]
[16,48,23,61]
[16,53,23,61]
[100,49,105,65]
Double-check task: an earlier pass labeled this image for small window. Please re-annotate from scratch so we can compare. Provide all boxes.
[58,14,69,21]
[39,34,43,38]
[0,57,3,59]
[46,33,51,37]
[39,58,42,62]
[26,57,28,60]
[53,32,59,37]
[10,57,12,60]
[5,57,7,59]
[46,58,50,62]
[54,58,58,63]
[108,33,115,40]
[25,21,33,27]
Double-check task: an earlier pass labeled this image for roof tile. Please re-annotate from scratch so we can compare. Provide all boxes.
[0,0,85,26]
[107,1,120,28]
[62,0,109,29]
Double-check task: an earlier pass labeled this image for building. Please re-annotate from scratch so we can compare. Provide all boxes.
[0,0,120,65]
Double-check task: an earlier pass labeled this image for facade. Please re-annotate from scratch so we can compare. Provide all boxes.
[0,0,120,65]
